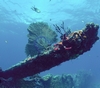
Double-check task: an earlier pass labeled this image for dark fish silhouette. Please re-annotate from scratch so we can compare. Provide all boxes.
[31,6,41,13]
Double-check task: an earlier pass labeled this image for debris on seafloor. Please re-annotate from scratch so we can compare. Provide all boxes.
[0,22,99,84]
[0,72,94,88]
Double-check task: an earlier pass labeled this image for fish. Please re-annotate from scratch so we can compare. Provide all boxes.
[31,6,41,13]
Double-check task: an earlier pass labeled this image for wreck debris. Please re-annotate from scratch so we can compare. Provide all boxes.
[0,22,99,80]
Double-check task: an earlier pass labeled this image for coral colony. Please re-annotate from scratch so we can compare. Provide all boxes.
[0,22,99,87]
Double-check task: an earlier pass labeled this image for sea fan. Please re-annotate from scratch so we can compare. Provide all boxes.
[25,22,58,57]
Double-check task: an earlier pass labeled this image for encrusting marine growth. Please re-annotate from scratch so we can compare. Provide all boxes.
[0,22,99,83]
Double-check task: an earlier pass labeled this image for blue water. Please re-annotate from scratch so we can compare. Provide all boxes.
[0,0,100,86]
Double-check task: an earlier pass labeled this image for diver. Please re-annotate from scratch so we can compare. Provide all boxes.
[31,6,41,13]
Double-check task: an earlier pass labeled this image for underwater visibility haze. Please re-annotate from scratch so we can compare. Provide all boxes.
[0,0,100,88]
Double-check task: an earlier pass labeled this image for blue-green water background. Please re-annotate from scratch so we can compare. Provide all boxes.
[0,0,100,84]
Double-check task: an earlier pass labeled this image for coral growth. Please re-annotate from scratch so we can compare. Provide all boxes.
[0,72,94,88]
[74,71,93,88]
[25,22,58,57]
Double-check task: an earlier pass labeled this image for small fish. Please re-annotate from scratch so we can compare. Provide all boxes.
[50,19,52,21]
[82,20,84,23]
[5,40,8,43]
[31,6,41,13]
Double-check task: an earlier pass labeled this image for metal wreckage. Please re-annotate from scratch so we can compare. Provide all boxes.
[0,22,99,86]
